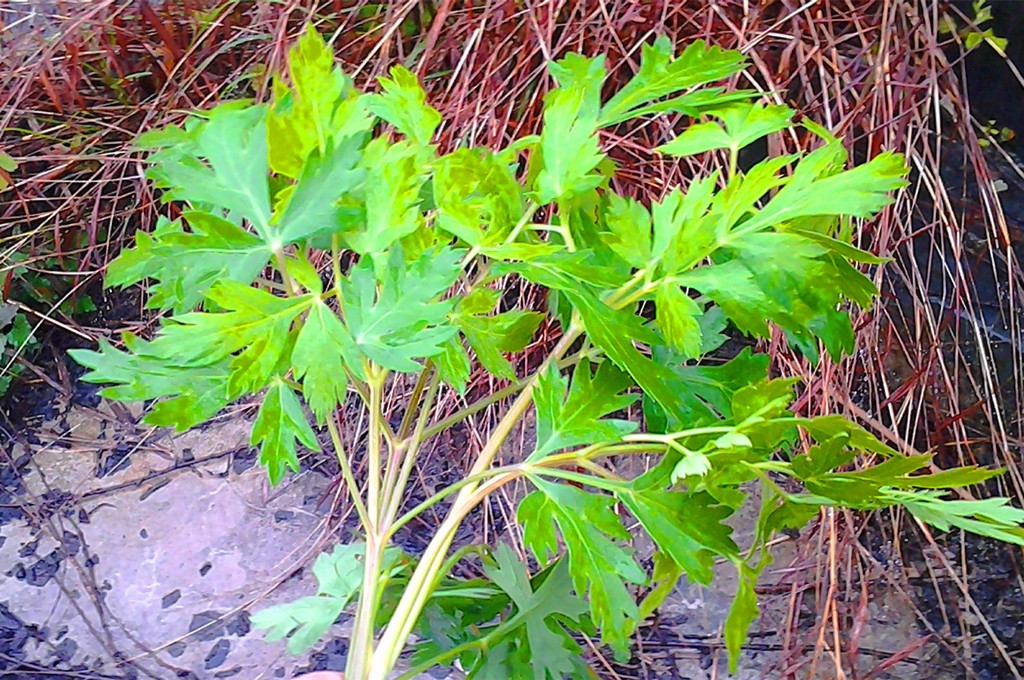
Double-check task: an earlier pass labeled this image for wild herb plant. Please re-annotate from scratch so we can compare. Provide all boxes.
[71,28,1024,679]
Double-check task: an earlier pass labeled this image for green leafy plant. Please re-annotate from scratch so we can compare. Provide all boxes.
[0,303,36,396]
[939,0,1008,55]
[71,27,1024,679]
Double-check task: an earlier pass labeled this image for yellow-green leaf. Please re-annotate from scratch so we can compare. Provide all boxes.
[364,65,442,146]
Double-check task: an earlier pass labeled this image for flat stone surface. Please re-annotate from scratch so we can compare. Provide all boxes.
[0,408,349,678]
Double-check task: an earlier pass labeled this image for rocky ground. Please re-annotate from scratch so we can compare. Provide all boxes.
[0,375,956,680]
[0,395,349,679]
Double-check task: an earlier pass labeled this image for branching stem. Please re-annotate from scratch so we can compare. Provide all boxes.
[366,322,584,677]
[381,368,442,527]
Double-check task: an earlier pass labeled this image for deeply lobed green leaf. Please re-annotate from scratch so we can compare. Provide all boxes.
[518,477,645,657]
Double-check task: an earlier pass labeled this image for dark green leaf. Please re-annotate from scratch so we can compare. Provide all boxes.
[518,477,645,657]
[159,281,313,395]
[433,148,523,246]
[530,359,638,460]
[600,37,747,126]
[293,300,362,422]
[903,494,1024,546]
[145,104,274,239]
[273,133,368,245]
[267,26,371,178]
[480,544,587,680]
[250,378,320,485]
[618,482,738,585]
[535,55,606,203]
[724,564,759,673]
[742,145,909,232]
[342,247,462,371]
[565,289,690,427]
[252,543,389,653]
[644,346,770,432]
[69,335,231,431]
[459,311,542,381]
[655,283,703,357]
[794,415,899,456]
[493,251,626,290]
[638,552,682,620]
[678,230,872,362]
[602,193,652,268]
[345,139,426,255]
[448,288,543,381]
[658,103,794,157]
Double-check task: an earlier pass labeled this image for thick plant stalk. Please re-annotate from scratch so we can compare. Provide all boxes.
[346,373,386,680]
[347,534,384,680]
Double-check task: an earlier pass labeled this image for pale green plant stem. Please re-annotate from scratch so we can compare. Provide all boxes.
[356,213,704,674]
[367,396,536,676]
[540,441,663,465]
[326,412,370,528]
[614,282,658,310]
[728,143,740,180]
[384,464,523,541]
[366,369,386,526]
[396,364,433,440]
[347,366,388,680]
[364,257,705,674]
[330,236,346,310]
[458,203,539,269]
[366,323,583,678]
[575,457,622,481]
[434,544,490,591]
[622,425,736,445]
[605,267,649,308]
[383,441,661,542]
[347,530,384,680]
[349,207,560,677]
[381,371,442,528]
[273,248,297,294]
[377,365,435,529]
[523,465,624,493]
[418,349,588,441]
[556,199,577,252]
[420,383,523,441]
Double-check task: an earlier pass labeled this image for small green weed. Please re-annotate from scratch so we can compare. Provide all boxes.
[940,0,1008,56]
